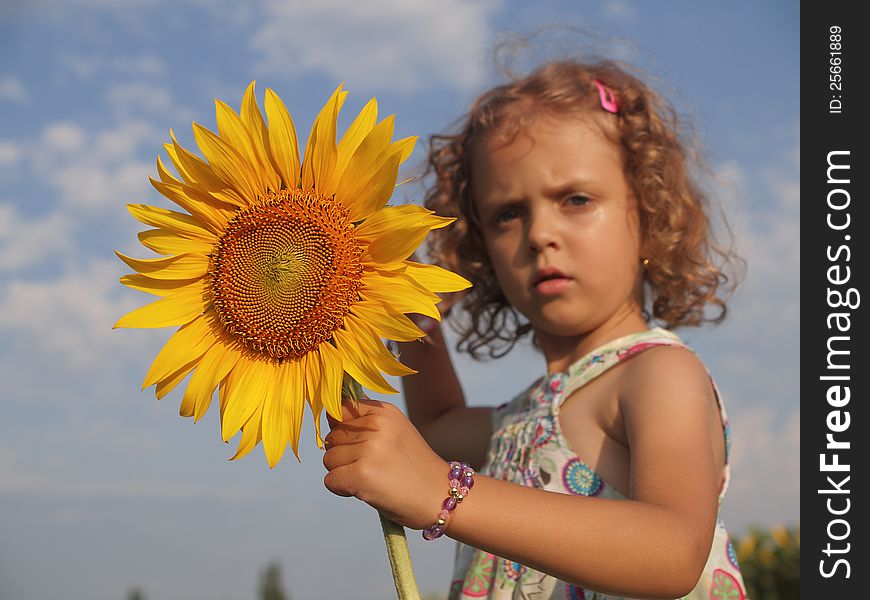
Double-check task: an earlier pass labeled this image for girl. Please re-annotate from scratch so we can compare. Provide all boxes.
[322,60,746,600]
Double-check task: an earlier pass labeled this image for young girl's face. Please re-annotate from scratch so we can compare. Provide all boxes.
[472,114,645,345]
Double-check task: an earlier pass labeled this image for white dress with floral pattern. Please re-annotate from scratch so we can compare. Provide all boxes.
[448,328,747,600]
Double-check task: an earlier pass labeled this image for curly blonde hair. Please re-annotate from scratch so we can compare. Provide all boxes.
[424,60,740,359]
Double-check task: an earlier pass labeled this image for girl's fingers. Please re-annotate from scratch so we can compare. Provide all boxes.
[323,425,362,448]
[323,463,359,498]
[326,396,384,429]
[322,442,359,471]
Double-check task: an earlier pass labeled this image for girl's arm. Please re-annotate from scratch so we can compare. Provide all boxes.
[397,321,492,469]
[324,347,721,599]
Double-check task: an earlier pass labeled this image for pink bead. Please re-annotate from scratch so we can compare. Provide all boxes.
[449,478,461,489]
[438,510,451,521]
[458,486,470,496]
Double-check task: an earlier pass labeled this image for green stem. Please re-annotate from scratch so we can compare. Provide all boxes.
[378,512,421,600]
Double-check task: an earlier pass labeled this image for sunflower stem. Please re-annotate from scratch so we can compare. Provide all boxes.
[378,512,421,600]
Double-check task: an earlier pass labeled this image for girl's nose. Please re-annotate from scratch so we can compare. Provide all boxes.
[526,209,560,254]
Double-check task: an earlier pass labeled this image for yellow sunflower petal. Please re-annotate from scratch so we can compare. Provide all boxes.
[403,261,472,293]
[220,356,266,442]
[150,177,226,234]
[341,115,395,174]
[285,359,306,461]
[338,147,402,222]
[157,360,197,403]
[185,343,240,422]
[359,270,442,321]
[240,81,281,191]
[333,97,378,185]
[354,204,450,242]
[333,327,397,394]
[167,133,248,208]
[317,342,344,420]
[261,359,302,467]
[113,279,208,329]
[392,135,417,164]
[152,160,230,232]
[215,98,280,193]
[120,273,202,297]
[356,205,455,265]
[264,88,301,189]
[127,204,217,243]
[303,350,325,448]
[301,84,346,192]
[141,315,215,388]
[193,122,262,202]
[138,229,215,256]
[116,251,209,280]
[230,400,264,461]
[344,316,416,377]
[349,300,425,342]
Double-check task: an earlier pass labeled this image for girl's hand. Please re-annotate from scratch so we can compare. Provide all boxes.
[322,398,448,529]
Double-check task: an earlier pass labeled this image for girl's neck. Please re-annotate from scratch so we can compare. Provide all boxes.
[538,309,650,374]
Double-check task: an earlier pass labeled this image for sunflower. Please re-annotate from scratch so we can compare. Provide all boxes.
[115,82,470,467]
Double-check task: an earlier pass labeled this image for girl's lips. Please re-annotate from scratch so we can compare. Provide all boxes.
[534,276,572,295]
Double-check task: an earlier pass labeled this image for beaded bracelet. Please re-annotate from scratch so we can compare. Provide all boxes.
[422,461,475,541]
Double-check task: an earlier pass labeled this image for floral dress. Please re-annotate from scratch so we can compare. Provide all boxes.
[448,328,747,600]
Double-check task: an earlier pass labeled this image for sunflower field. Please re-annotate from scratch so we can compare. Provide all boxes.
[734,524,800,600]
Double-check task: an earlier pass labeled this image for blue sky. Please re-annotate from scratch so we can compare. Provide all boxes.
[0,1,798,599]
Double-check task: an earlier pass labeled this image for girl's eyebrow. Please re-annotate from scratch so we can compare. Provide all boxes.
[541,178,596,198]
[479,195,525,212]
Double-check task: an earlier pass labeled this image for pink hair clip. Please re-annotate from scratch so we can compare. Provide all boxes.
[594,80,619,114]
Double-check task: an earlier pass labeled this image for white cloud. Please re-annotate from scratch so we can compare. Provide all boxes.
[0,140,23,166]
[58,53,166,82]
[722,405,800,531]
[0,76,29,102]
[41,122,87,153]
[0,258,142,373]
[0,203,76,273]
[0,446,252,502]
[697,133,800,394]
[33,119,163,212]
[600,0,637,22]
[106,81,173,116]
[684,132,801,532]
[251,0,498,92]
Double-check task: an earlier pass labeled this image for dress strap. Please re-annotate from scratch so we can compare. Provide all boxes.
[557,327,687,402]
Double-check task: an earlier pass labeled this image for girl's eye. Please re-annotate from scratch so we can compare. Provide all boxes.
[566,194,591,207]
[495,207,522,224]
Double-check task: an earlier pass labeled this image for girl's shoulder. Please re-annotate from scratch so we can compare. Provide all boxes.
[561,328,697,392]
[562,327,717,418]
[618,341,714,405]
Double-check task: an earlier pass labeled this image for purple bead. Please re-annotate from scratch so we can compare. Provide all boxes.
[442,496,457,511]
[460,462,470,469]
[461,475,474,488]
[423,525,442,541]
[449,467,462,481]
